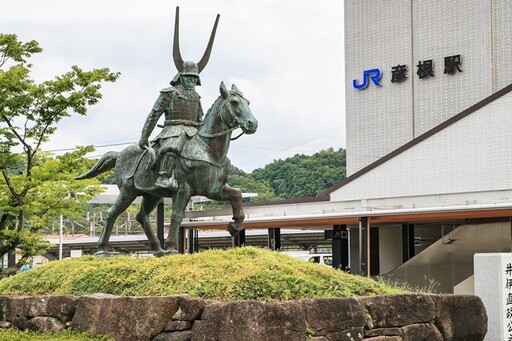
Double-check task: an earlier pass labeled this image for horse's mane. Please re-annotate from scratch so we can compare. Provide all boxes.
[204,96,224,120]
[200,96,224,131]
[200,89,244,131]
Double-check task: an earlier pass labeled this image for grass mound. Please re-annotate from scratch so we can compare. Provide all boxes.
[0,330,113,340]
[0,247,406,300]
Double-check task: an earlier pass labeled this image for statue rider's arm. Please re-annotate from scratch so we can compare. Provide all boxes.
[138,90,173,149]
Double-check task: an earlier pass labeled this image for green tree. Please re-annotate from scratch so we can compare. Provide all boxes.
[227,165,278,202]
[251,148,346,198]
[205,148,346,205]
[229,174,277,202]
[0,34,119,274]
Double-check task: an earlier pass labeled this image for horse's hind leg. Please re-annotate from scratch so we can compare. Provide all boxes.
[136,195,175,256]
[165,185,191,252]
[97,189,137,256]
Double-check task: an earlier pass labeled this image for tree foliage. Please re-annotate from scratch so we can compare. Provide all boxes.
[248,148,346,199]
[196,148,347,209]
[193,149,345,209]
[0,34,119,273]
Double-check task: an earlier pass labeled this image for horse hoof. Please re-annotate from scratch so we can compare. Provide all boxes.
[154,249,179,257]
[95,251,111,258]
[227,222,241,236]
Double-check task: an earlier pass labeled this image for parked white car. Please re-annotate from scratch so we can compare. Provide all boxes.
[298,254,333,266]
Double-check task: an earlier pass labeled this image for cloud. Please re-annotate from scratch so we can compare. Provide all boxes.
[3,0,345,172]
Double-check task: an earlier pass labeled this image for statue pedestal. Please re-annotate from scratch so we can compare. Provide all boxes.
[474,253,512,341]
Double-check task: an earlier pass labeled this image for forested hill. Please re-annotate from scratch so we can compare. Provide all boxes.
[229,147,346,201]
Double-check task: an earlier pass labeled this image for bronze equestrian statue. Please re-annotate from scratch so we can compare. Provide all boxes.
[140,6,219,191]
[76,8,258,256]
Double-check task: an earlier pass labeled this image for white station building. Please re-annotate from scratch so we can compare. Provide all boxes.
[338,0,512,293]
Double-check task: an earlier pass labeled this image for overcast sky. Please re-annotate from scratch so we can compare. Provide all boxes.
[3,0,345,172]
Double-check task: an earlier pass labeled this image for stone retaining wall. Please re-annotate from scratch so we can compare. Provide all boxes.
[0,294,487,341]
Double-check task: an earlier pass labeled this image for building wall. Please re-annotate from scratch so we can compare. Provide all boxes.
[331,90,512,201]
[345,0,413,175]
[494,0,512,91]
[349,226,360,274]
[388,220,512,293]
[411,0,493,136]
[378,225,403,274]
[344,0,511,175]
[378,223,444,275]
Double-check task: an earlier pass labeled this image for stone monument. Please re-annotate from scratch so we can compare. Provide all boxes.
[475,253,512,341]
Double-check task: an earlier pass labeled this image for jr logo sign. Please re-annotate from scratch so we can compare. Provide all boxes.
[352,68,382,89]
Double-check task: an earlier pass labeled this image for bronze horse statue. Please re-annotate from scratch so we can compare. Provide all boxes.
[76,82,258,256]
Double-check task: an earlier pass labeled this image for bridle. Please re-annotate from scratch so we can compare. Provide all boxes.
[197,93,246,141]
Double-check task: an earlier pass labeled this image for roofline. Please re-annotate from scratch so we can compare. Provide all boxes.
[185,194,330,219]
[319,82,512,196]
[243,194,330,207]
[183,203,512,229]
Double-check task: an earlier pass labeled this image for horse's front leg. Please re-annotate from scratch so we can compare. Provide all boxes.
[165,185,191,252]
[218,184,245,236]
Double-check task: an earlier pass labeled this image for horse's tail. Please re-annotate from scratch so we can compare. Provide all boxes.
[75,151,119,180]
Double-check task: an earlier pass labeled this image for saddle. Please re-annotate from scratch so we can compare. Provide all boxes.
[131,135,222,193]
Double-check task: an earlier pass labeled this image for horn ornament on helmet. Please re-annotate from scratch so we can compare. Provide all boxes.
[171,7,220,86]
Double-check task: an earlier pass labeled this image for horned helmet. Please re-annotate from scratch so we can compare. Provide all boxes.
[170,7,220,87]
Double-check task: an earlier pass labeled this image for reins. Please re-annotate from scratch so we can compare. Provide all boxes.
[230,132,245,141]
[198,126,239,139]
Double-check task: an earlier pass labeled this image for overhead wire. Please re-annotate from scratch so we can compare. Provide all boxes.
[42,99,345,163]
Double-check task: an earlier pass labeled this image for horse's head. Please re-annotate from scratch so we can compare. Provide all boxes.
[219,82,258,135]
